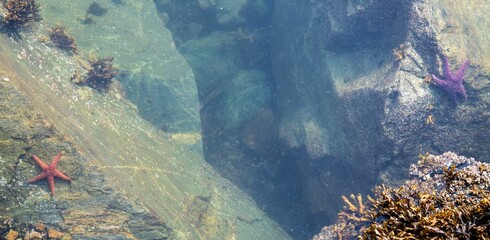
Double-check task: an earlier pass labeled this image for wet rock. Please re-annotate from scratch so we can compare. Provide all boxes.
[179,24,305,239]
[5,229,18,240]
[0,81,172,239]
[154,0,272,43]
[39,0,201,134]
[271,0,490,231]
[179,31,239,102]
[214,0,248,25]
[220,70,271,129]
[0,217,70,240]
[241,109,280,157]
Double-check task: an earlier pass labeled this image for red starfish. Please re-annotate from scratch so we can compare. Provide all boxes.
[29,152,71,196]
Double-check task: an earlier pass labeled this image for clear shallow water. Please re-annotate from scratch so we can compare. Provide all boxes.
[0,0,367,239]
[3,0,488,239]
[0,0,293,239]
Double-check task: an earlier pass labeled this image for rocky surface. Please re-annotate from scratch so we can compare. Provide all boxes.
[0,81,171,239]
[156,2,317,239]
[154,0,272,44]
[38,0,201,134]
[0,0,292,239]
[271,0,490,233]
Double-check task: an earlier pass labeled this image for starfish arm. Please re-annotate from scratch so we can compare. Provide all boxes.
[461,88,467,100]
[29,152,71,196]
[47,175,55,195]
[50,152,63,168]
[442,57,455,80]
[53,169,71,181]
[32,155,49,170]
[431,74,448,86]
[453,59,470,82]
[28,172,48,183]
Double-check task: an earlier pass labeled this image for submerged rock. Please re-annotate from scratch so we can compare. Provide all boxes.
[270,0,490,232]
[221,70,271,130]
[39,0,201,134]
[0,0,292,239]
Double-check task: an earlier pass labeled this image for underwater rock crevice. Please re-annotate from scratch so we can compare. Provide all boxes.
[320,0,412,53]
[154,0,311,239]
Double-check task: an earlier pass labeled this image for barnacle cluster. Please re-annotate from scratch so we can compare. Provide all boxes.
[425,114,434,125]
[392,43,407,61]
[1,0,41,29]
[314,152,490,240]
[48,25,77,53]
[78,54,118,91]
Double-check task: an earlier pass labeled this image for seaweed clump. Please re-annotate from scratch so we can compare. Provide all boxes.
[1,0,41,29]
[314,152,490,240]
[48,25,77,53]
[87,2,108,16]
[75,54,118,91]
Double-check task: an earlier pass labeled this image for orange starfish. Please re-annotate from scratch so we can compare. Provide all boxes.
[29,152,71,195]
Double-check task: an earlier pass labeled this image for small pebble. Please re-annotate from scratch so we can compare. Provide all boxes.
[48,228,64,239]
[24,230,43,240]
[36,223,46,231]
[5,229,18,240]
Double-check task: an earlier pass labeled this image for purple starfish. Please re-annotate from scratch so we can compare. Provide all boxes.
[431,56,469,102]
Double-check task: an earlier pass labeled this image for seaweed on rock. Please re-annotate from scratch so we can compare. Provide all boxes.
[48,25,77,53]
[86,56,118,91]
[314,152,490,240]
[1,0,41,30]
[74,54,118,91]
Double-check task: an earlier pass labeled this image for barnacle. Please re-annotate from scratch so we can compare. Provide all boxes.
[392,44,407,61]
[425,114,434,125]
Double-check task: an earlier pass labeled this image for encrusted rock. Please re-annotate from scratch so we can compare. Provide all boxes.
[314,152,490,239]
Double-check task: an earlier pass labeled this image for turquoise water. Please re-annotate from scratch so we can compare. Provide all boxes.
[2,0,489,240]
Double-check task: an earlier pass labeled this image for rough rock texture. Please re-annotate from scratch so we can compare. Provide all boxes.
[338,0,490,181]
[154,0,272,44]
[179,31,240,101]
[0,1,291,239]
[158,2,311,238]
[221,70,271,129]
[0,81,172,239]
[271,0,490,231]
[178,29,310,238]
